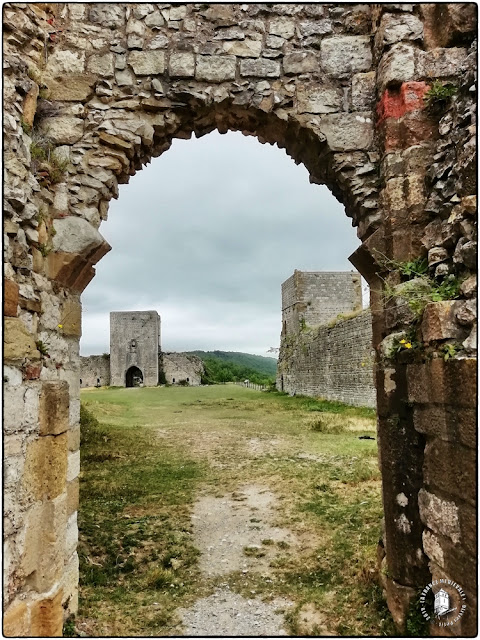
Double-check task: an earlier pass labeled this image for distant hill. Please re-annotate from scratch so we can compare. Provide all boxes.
[186,350,277,385]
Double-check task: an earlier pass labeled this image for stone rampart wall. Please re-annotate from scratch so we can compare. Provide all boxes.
[162,353,204,386]
[79,355,111,388]
[278,309,375,407]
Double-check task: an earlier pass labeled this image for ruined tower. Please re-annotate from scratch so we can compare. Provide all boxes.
[110,311,161,387]
[281,270,362,336]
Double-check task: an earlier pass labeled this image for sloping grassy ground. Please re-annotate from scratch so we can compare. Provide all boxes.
[76,385,395,637]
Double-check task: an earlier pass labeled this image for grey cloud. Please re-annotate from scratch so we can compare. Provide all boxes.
[80,132,360,356]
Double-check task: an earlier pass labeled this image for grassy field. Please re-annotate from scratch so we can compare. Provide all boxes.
[76,384,395,636]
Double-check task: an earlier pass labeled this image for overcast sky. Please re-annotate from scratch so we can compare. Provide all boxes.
[80,131,361,357]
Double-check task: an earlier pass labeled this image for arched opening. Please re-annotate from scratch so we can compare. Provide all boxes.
[125,366,143,388]
[5,4,475,636]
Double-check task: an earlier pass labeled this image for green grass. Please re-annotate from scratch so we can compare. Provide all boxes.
[78,385,393,636]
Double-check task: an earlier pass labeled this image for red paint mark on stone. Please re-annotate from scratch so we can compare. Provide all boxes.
[23,363,42,380]
[377,82,430,125]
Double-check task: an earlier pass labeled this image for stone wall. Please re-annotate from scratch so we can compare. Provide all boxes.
[278,309,375,408]
[3,3,477,636]
[282,270,362,336]
[161,353,204,386]
[79,355,110,388]
[110,311,160,387]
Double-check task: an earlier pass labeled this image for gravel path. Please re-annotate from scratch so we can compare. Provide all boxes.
[192,484,296,577]
[178,586,292,636]
[178,484,295,635]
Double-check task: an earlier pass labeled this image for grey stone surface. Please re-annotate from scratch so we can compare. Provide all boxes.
[297,86,342,113]
[196,55,236,82]
[321,36,372,77]
[240,58,281,78]
[128,50,165,75]
[169,52,195,77]
[52,217,105,255]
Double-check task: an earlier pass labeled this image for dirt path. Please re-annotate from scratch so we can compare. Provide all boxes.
[178,484,295,635]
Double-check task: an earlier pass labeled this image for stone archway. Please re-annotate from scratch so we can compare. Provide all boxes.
[125,365,143,388]
[3,4,476,637]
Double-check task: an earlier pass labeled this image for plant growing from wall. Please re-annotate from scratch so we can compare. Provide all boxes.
[424,80,457,112]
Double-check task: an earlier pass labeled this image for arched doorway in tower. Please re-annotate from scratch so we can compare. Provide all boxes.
[125,366,143,388]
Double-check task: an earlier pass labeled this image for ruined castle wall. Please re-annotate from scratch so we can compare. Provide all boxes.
[79,355,111,388]
[162,353,204,386]
[110,311,160,387]
[2,3,477,636]
[282,271,362,336]
[278,309,375,407]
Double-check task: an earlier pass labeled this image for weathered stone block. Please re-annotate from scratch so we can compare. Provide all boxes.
[67,478,79,516]
[413,405,476,449]
[3,600,30,637]
[196,55,236,82]
[421,301,460,343]
[23,433,68,500]
[321,36,372,77]
[169,52,195,77]
[68,425,81,452]
[424,440,475,506]
[87,53,114,77]
[22,494,67,592]
[4,279,19,317]
[67,450,81,482]
[62,552,79,617]
[39,381,70,436]
[30,587,64,637]
[377,13,423,46]
[128,50,165,75]
[385,577,416,632]
[284,52,318,74]
[352,71,375,110]
[52,217,106,257]
[60,299,82,337]
[89,4,124,28]
[4,318,40,361]
[45,49,85,75]
[318,113,373,151]
[41,117,84,145]
[269,17,295,39]
[418,488,461,544]
[240,58,280,78]
[22,83,39,128]
[297,86,342,114]
[223,39,262,58]
[99,131,133,152]
[417,47,468,79]
[378,44,415,91]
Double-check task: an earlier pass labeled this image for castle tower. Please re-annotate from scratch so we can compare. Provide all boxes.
[110,310,161,387]
[281,270,362,336]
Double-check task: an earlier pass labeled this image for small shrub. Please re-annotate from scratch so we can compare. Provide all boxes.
[62,615,76,637]
[310,416,346,434]
[146,567,176,590]
[440,342,459,361]
[177,379,189,387]
[35,339,49,356]
[424,80,457,110]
